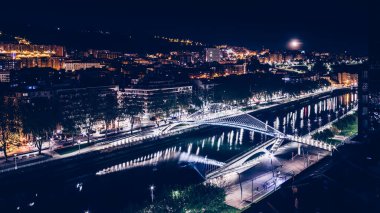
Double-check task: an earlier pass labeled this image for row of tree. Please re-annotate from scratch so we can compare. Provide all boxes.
[0,91,145,161]
[0,88,200,161]
[1,74,330,160]
[210,73,331,105]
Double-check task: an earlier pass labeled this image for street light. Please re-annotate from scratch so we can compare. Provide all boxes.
[78,140,81,154]
[150,185,155,203]
[14,154,17,170]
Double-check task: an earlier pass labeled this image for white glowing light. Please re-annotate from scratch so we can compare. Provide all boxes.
[288,39,302,50]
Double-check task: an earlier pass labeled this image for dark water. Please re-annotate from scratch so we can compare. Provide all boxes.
[1,92,357,213]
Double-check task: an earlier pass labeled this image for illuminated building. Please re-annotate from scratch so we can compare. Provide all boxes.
[0,43,65,70]
[259,56,269,64]
[120,80,192,116]
[219,63,247,75]
[134,58,153,65]
[269,53,283,63]
[88,50,122,59]
[359,16,380,145]
[0,43,65,57]
[179,54,194,66]
[0,55,21,71]
[338,72,358,86]
[64,61,103,71]
[204,48,222,63]
[20,57,64,70]
[0,71,10,83]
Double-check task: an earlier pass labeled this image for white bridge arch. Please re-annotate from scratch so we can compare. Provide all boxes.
[163,103,285,138]
[159,103,336,180]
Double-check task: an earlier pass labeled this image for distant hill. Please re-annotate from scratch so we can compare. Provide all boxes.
[1,26,208,54]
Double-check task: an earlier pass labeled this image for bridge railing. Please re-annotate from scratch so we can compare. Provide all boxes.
[206,138,278,177]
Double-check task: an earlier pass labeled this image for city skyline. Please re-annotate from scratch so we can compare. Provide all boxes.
[0,1,378,213]
[1,0,368,55]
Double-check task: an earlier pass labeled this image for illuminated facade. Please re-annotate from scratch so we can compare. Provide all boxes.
[220,63,247,75]
[205,48,222,63]
[0,71,10,83]
[64,61,103,71]
[0,44,65,57]
[20,57,64,70]
[338,72,358,86]
[0,43,65,70]
[120,81,192,115]
[0,55,21,71]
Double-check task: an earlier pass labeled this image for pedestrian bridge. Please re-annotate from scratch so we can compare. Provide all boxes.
[206,138,283,179]
[163,111,285,138]
[205,136,335,180]
[161,103,336,180]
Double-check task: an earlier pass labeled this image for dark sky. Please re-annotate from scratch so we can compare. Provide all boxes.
[1,0,368,55]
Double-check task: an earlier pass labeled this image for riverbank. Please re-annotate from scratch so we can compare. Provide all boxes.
[0,88,357,212]
[0,87,352,173]
[217,108,353,210]
[244,139,378,213]
[311,110,357,145]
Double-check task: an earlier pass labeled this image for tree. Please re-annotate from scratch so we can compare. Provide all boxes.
[81,89,102,143]
[149,91,175,127]
[176,93,191,119]
[121,94,144,133]
[0,97,22,161]
[312,61,328,74]
[191,93,203,109]
[162,98,176,123]
[20,98,56,155]
[58,93,83,143]
[137,184,227,213]
[101,93,119,138]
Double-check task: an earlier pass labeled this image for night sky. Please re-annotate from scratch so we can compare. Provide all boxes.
[1,0,368,55]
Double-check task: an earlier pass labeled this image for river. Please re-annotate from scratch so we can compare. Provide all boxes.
[0,91,357,213]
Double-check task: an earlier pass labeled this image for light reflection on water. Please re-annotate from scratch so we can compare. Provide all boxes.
[99,92,357,177]
[2,92,357,212]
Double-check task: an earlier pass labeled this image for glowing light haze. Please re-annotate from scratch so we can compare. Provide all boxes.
[288,39,302,50]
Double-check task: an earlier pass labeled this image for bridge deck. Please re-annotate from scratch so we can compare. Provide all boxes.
[206,138,282,179]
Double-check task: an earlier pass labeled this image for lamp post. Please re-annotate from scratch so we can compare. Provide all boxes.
[14,154,17,170]
[251,178,254,202]
[78,140,81,154]
[150,185,155,203]
[237,172,243,201]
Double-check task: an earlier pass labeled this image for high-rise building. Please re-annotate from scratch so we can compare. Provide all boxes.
[0,71,10,83]
[64,61,103,71]
[358,8,380,148]
[204,48,222,63]
[0,54,21,71]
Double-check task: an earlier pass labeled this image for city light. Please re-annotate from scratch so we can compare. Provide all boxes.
[0,2,370,212]
[288,39,302,50]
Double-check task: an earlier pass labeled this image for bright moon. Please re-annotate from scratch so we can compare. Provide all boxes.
[288,39,302,50]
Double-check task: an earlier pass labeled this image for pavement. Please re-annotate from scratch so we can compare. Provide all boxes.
[213,107,357,210]
[217,142,330,210]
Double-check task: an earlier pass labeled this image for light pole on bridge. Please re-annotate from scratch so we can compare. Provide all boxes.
[150,185,155,203]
